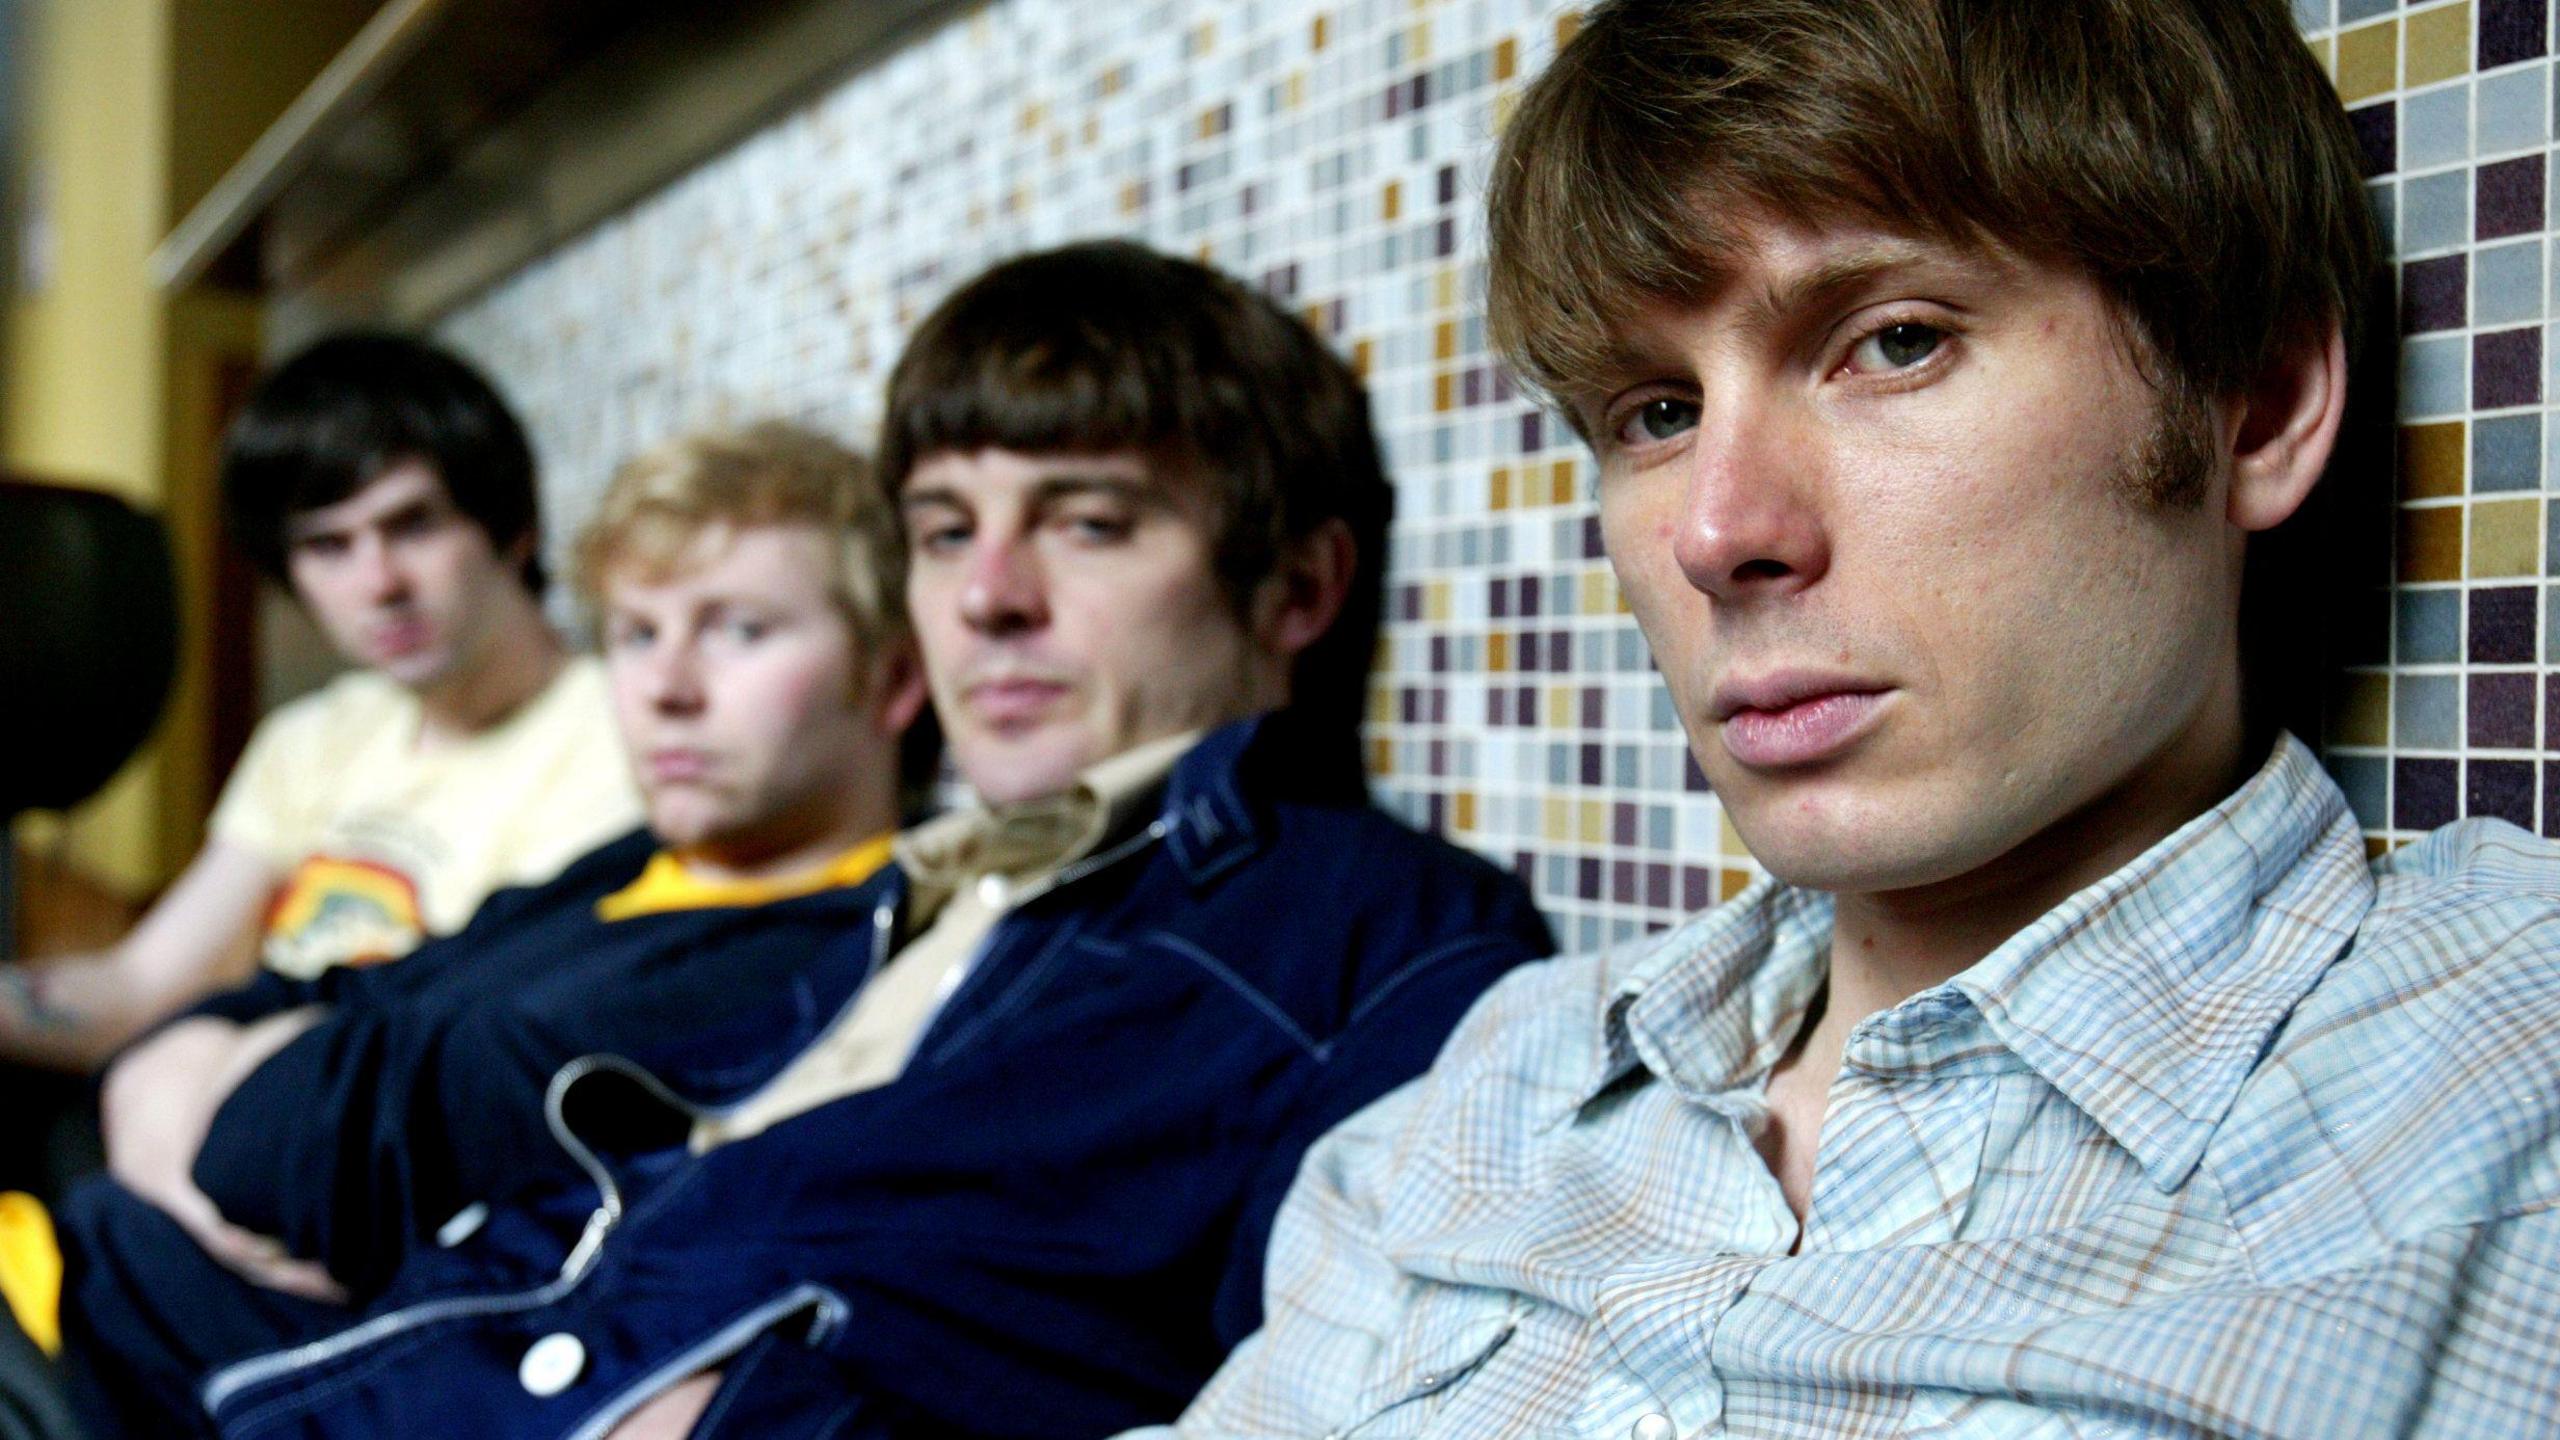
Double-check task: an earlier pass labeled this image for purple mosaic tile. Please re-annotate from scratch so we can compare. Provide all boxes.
[2395,756,2459,829]
[1514,685,1536,725]
[1521,632,1542,671]
[1645,862,1673,908]
[2479,0,2550,68]
[2466,758,2536,828]
[1577,856,1602,900]
[2471,585,2538,663]
[1682,866,1714,910]
[2477,156,2546,240]
[1581,687,1604,727]
[1611,859,1636,903]
[1436,164,1456,205]
[2469,671,2537,748]
[2349,102,2396,178]
[1584,515,1607,558]
[2547,765,2560,840]
[1551,629,1574,668]
[1429,635,1449,672]
[1613,802,1638,845]
[1520,575,1542,616]
[1579,742,1602,785]
[1520,412,1544,452]
[2473,327,2543,409]
[2549,674,2560,751]
[2401,253,2467,333]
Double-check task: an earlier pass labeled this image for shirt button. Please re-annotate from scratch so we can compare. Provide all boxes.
[518,1333,587,1397]
[434,1202,489,1248]
[1630,1415,1677,1440]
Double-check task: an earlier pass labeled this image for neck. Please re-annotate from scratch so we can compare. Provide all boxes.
[1821,677,2253,1032]
[676,776,900,886]
[413,590,562,744]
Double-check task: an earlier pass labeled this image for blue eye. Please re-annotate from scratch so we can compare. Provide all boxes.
[1852,323,1944,372]
[1621,397,1699,445]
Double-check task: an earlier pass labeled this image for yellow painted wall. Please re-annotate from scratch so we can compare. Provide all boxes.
[4,0,365,897]
[3,0,177,896]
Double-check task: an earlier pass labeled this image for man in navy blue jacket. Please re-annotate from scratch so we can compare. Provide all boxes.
[58,421,930,1427]
[67,244,1552,1440]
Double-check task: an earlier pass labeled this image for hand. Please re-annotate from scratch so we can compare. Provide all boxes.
[101,1014,348,1303]
[605,1371,722,1438]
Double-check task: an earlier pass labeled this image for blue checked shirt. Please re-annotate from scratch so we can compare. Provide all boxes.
[1141,738,2560,1438]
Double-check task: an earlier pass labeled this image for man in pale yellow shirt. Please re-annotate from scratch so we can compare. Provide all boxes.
[0,335,639,1081]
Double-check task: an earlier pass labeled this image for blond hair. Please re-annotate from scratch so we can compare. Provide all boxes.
[575,421,906,657]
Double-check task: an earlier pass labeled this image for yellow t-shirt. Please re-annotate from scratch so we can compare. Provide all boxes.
[209,655,642,978]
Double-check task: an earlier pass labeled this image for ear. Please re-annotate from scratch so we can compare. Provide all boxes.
[2224,322,2347,534]
[864,641,932,738]
[1251,517,1358,661]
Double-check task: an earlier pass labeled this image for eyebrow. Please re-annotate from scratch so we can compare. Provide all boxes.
[899,472,1160,513]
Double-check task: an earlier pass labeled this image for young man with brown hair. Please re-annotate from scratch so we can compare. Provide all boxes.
[0,335,640,1078]
[1153,2,2560,1435]
[69,243,1551,1440]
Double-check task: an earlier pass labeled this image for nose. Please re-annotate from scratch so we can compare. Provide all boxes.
[1669,402,1831,603]
[644,637,707,714]
[957,531,1048,636]
[351,533,411,605]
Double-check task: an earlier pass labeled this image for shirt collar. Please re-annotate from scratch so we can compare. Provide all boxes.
[594,832,897,921]
[1581,735,2373,1191]
[895,727,1202,907]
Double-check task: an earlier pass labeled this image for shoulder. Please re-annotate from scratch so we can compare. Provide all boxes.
[249,669,413,753]
[2226,819,2560,1244]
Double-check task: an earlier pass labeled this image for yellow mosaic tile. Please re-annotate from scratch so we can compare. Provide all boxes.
[1494,36,1518,81]
[1550,458,1577,505]
[1433,318,1455,360]
[1490,464,1513,510]
[2366,837,2392,861]
[1368,737,1393,774]
[1542,796,1569,841]
[1453,791,1477,832]
[1720,869,1753,902]
[1384,181,1404,223]
[1368,688,1393,726]
[1579,799,1607,845]
[1557,10,1584,49]
[1488,632,1511,671]
[1351,339,1373,377]
[2404,3,2471,87]
[2468,497,2541,577]
[1411,21,1432,62]
[2401,421,2466,499]
[2315,34,2337,82]
[1434,268,1458,311]
[2334,19,2398,104]
[1186,21,1216,57]
[2398,504,2464,583]
[2332,671,2392,748]
[1548,686,1574,728]
[1425,580,1451,622]
[1584,570,1616,615]
[1434,371,1455,411]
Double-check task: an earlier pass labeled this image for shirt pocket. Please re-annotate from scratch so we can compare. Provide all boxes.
[1330,1289,1525,1439]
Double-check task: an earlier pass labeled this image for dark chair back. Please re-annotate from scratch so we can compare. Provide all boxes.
[0,479,179,817]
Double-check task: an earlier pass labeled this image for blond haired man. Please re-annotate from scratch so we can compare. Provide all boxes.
[61,423,927,1435]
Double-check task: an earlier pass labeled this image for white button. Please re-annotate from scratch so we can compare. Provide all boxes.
[976,873,1010,908]
[434,1202,489,1248]
[518,1332,587,1397]
[1630,1415,1676,1440]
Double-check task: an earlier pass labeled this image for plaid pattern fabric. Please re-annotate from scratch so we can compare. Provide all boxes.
[1144,738,2560,1439]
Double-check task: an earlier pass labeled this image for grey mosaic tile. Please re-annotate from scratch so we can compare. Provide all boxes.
[2401,167,2472,251]
[2473,237,2545,323]
[2400,586,2463,661]
[2473,411,2544,489]
[2403,333,2471,416]
[2476,63,2550,154]
[2340,0,2398,21]
[2401,83,2473,171]
[2395,670,2460,748]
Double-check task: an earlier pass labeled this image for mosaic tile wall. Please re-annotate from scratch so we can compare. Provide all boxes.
[440,0,2556,953]
[2295,0,2557,867]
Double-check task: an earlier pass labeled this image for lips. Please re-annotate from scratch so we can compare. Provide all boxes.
[646,749,715,784]
[965,676,1072,728]
[1710,671,1893,769]
[370,620,433,658]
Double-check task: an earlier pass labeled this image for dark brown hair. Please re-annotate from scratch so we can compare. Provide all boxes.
[878,240,1393,733]
[1488,0,2389,750]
